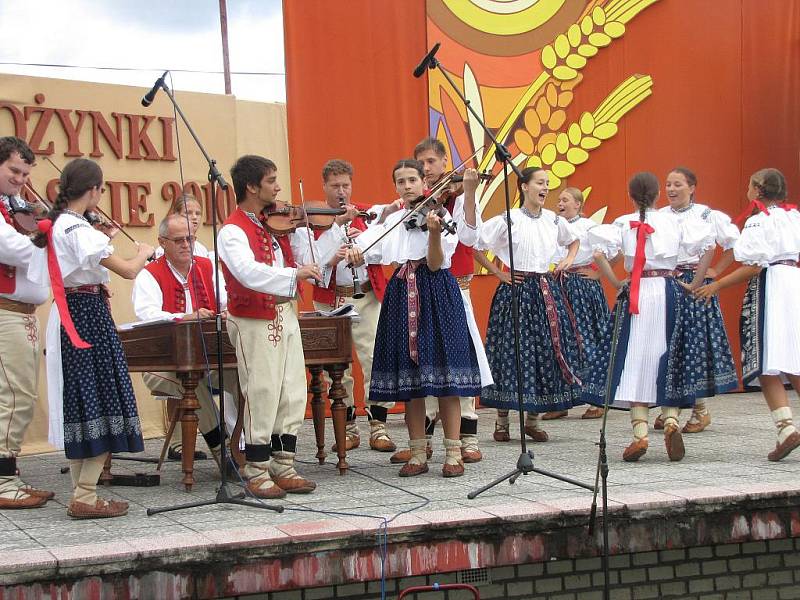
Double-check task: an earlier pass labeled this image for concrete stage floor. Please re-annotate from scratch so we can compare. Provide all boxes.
[2,392,799,596]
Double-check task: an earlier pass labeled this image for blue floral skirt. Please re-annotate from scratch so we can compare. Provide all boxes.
[369,264,482,402]
[581,279,700,410]
[61,292,144,459]
[675,269,738,396]
[481,274,581,412]
[556,272,610,380]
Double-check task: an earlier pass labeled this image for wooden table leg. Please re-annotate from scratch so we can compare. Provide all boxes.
[176,372,201,491]
[308,365,327,464]
[326,362,349,474]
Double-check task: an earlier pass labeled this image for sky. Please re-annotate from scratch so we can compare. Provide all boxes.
[0,0,286,103]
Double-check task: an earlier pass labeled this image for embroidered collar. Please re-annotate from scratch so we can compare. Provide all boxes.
[242,210,264,228]
[64,209,89,222]
[568,215,581,223]
[670,202,694,214]
[521,206,543,220]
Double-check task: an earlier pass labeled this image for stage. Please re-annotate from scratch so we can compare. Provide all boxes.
[2,392,799,599]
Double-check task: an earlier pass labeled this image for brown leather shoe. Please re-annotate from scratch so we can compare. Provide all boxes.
[493,422,511,442]
[582,407,605,420]
[369,422,397,452]
[768,431,800,462]
[272,476,316,494]
[524,425,549,442]
[653,414,665,430]
[67,498,128,519]
[664,424,686,461]
[442,462,465,477]
[390,445,432,464]
[246,478,287,499]
[461,448,482,463]
[398,462,429,477]
[19,486,55,500]
[331,434,360,453]
[542,411,568,420]
[0,491,47,509]
[622,438,648,462]
[682,411,711,433]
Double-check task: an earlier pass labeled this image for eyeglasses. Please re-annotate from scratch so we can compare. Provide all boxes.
[162,235,196,245]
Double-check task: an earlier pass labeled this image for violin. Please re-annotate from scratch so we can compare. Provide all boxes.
[262,199,346,235]
[6,193,44,233]
[404,192,458,235]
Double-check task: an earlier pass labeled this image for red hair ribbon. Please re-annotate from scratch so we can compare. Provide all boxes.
[37,219,91,349]
[733,200,770,227]
[629,221,654,315]
[779,203,798,211]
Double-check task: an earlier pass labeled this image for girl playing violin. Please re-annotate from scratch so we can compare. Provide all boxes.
[355,159,482,478]
[696,168,800,461]
[30,158,154,519]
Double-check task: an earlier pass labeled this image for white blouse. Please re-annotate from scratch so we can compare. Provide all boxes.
[29,212,114,288]
[0,196,51,304]
[314,222,374,288]
[589,210,714,272]
[474,208,576,273]
[734,206,800,267]
[353,206,461,268]
[658,203,739,265]
[551,215,598,267]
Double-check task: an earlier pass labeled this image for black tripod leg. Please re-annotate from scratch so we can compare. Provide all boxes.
[467,468,521,499]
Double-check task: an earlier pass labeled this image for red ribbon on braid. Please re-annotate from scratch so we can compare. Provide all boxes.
[36,219,91,349]
[779,203,798,212]
[629,221,654,315]
[733,199,770,227]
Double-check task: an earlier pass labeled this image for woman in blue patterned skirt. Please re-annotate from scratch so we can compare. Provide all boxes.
[357,159,482,478]
[31,158,154,519]
[471,167,581,442]
[652,167,739,434]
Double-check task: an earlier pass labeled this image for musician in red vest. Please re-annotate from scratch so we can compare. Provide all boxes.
[0,136,53,509]
[217,155,322,499]
[312,159,396,453]
[132,214,236,468]
[390,138,493,465]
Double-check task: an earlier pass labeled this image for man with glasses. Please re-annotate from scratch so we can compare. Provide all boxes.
[132,213,237,470]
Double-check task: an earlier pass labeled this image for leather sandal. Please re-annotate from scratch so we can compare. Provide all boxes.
[524,425,549,442]
[542,411,568,420]
[18,486,55,501]
[623,420,649,462]
[653,414,665,430]
[390,444,432,464]
[67,498,129,519]
[398,462,429,477]
[460,437,482,463]
[331,434,360,453]
[368,422,397,452]
[582,407,605,420]
[272,475,317,494]
[682,410,711,433]
[768,429,800,462]
[0,488,47,510]
[442,461,465,477]
[246,477,287,499]
[664,423,686,461]
[493,422,511,442]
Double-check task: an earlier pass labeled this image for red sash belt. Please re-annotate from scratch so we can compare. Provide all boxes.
[640,269,674,278]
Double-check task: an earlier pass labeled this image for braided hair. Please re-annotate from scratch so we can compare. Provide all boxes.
[32,158,103,248]
[750,168,787,202]
[391,158,424,181]
[628,172,659,222]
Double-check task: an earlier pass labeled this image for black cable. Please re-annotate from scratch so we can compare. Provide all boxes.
[0,61,283,76]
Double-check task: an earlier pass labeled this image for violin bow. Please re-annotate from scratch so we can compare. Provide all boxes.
[357,146,485,257]
[42,156,140,246]
[297,178,318,265]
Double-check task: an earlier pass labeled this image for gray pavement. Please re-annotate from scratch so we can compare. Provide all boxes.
[2,392,799,552]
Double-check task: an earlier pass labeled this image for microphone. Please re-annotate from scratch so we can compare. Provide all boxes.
[141,71,169,107]
[413,43,441,78]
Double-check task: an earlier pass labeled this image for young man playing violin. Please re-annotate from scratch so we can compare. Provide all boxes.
[311,159,396,454]
[217,155,324,498]
[0,136,54,509]
[132,213,237,471]
[391,138,493,465]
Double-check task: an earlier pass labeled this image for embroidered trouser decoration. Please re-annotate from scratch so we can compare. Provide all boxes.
[539,276,581,386]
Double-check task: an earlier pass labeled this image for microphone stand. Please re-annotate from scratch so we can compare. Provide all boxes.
[143,77,282,516]
[417,46,611,598]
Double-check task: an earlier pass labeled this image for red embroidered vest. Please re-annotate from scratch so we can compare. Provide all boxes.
[312,205,387,305]
[445,195,475,278]
[220,208,296,320]
[144,255,216,314]
[0,200,18,294]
